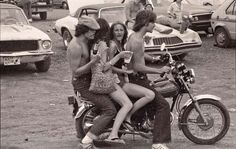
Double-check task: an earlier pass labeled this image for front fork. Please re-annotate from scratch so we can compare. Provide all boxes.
[191,98,209,125]
[181,78,210,125]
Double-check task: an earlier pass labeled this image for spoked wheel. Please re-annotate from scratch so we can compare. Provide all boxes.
[181,99,230,144]
[75,106,124,140]
[75,107,99,139]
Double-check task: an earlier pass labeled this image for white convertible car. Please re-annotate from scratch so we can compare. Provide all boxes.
[54,1,202,59]
[0,3,53,72]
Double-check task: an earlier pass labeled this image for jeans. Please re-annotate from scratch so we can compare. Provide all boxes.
[128,73,171,143]
[72,73,117,136]
[22,0,32,19]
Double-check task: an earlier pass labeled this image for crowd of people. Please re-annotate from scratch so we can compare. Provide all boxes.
[66,0,191,149]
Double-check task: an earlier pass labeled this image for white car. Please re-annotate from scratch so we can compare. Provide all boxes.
[211,0,236,48]
[54,1,202,59]
[0,3,53,72]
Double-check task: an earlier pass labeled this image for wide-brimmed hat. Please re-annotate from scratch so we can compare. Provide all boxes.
[77,16,100,30]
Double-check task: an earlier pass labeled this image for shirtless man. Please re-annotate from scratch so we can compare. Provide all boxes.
[126,10,171,149]
[67,16,117,149]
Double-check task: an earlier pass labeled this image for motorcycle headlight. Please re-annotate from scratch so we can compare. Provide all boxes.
[42,40,52,49]
[189,69,195,84]
[189,69,195,78]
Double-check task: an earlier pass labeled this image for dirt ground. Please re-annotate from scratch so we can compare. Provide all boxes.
[1,9,236,149]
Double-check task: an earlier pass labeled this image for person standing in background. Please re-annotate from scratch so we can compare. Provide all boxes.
[21,0,32,22]
[124,0,144,28]
[167,0,189,33]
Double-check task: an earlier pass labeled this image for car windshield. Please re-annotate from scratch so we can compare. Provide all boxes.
[183,0,226,6]
[99,7,126,24]
[0,8,28,25]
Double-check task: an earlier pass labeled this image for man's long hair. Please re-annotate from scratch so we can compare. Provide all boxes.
[94,18,110,44]
[133,10,156,32]
[74,24,89,37]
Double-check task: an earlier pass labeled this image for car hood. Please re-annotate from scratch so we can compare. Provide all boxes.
[1,24,50,41]
[182,4,213,14]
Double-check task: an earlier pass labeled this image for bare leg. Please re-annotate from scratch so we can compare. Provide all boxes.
[108,84,133,139]
[122,83,155,122]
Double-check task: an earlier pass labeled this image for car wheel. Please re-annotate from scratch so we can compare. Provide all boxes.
[62,2,68,9]
[214,27,230,48]
[62,29,72,49]
[35,56,51,72]
[40,12,47,20]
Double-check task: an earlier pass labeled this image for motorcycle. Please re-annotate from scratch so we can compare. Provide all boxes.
[68,43,230,144]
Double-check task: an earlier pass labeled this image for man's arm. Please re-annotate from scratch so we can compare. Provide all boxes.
[132,40,165,74]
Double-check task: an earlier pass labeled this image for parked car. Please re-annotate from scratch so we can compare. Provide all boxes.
[54,1,202,59]
[211,0,236,48]
[0,3,53,72]
[14,0,53,20]
[153,0,225,33]
[53,0,68,9]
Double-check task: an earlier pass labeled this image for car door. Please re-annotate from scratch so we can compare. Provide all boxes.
[224,0,236,40]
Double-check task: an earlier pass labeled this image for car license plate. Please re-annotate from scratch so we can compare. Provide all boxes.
[3,57,21,66]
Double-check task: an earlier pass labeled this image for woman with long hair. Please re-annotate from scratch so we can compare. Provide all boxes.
[108,21,155,128]
[91,18,133,144]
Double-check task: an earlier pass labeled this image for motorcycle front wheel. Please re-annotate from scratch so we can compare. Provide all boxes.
[181,99,230,144]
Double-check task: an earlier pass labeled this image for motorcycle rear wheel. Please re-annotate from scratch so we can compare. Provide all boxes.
[181,99,230,144]
[75,107,123,140]
[75,107,97,139]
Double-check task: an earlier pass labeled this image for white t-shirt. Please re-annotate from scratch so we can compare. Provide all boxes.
[167,2,183,22]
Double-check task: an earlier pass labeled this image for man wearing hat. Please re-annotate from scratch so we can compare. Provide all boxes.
[67,16,117,149]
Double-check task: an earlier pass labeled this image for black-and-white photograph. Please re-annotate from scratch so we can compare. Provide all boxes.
[1,0,235,149]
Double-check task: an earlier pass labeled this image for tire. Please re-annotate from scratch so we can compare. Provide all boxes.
[214,27,231,48]
[35,56,51,72]
[75,106,117,140]
[40,12,47,20]
[181,99,230,144]
[62,29,72,49]
[62,2,68,9]
[75,107,98,139]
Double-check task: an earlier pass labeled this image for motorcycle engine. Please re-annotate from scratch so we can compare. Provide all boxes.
[141,118,154,131]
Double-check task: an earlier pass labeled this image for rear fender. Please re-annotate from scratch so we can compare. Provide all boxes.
[74,103,87,119]
[74,101,94,120]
